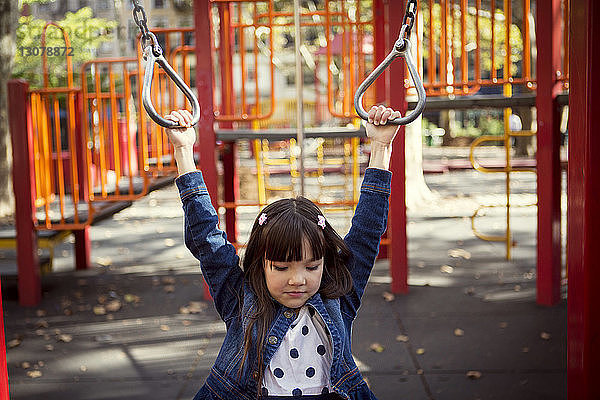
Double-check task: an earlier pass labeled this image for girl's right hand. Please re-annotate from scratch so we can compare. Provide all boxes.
[164,110,197,148]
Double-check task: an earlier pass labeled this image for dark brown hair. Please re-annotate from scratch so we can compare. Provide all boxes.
[240,196,353,394]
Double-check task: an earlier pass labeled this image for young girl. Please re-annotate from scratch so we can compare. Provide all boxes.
[165,105,401,400]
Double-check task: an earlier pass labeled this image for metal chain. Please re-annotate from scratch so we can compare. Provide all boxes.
[131,0,161,55]
[395,0,418,51]
[401,0,418,41]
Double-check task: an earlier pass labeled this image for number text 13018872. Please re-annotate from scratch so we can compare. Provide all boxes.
[18,47,75,57]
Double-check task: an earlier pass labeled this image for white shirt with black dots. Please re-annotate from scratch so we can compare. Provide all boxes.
[262,306,333,397]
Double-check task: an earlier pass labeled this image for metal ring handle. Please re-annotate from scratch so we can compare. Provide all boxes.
[141,37,201,129]
[354,39,426,125]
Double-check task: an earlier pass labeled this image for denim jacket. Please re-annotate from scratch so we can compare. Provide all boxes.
[175,168,391,400]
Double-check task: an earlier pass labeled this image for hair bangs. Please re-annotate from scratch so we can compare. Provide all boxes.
[263,212,324,263]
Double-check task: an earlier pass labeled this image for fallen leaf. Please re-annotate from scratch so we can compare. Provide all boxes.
[57,334,72,343]
[466,370,482,379]
[186,302,207,314]
[163,285,175,293]
[93,306,107,315]
[97,295,107,305]
[8,339,22,348]
[454,328,465,337]
[416,348,425,355]
[448,248,471,259]
[164,239,176,247]
[27,370,42,378]
[35,320,48,329]
[45,344,54,351]
[440,265,454,274]
[80,365,87,372]
[499,322,508,329]
[124,294,140,303]
[416,369,424,375]
[465,287,475,296]
[105,300,121,312]
[197,349,205,357]
[37,361,45,367]
[540,332,551,340]
[160,325,170,331]
[182,320,192,326]
[21,362,30,369]
[369,343,385,353]
[35,329,45,336]
[522,347,530,353]
[382,291,395,302]
[514,285,521,292]
[54,329,61,335]
[36,310,46,317]
[161,277,176,285]
[96,257,112,267]
[64,309,73,316]
[395,335,409,342]
[106,314,114,321]
[417,261,426,268]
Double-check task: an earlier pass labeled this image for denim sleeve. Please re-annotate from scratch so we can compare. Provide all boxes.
[175,171,243,324]
[341,167,391,319]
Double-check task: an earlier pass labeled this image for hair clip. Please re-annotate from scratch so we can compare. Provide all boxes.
[258,213,268,226]
[317,215,326,229]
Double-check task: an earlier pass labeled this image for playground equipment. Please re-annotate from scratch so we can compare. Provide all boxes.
[132,0,200,129]
[354,0,426,125]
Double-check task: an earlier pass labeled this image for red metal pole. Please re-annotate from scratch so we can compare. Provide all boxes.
[8,79,42,306]
[535,0,562,306]
[567,0,600,397]
[0,285,9,399]
[388,0,408,294]
[195,0,218,300]
[74,92,90,271]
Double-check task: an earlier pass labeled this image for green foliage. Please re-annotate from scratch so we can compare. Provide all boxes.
[422,4,524,75]
[13,7,117,88]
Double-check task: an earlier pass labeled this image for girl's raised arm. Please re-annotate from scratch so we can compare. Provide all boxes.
[342,105,399,318]
[166,110,244,325]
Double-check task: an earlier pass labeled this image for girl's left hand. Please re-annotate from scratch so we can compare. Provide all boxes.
[366,105,402,147]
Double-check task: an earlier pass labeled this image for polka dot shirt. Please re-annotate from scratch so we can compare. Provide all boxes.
[262,306,333,396]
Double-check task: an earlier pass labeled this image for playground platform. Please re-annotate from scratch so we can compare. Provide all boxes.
[0,163,566,400]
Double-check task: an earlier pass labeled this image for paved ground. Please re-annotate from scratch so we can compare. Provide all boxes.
[0,152,567,400]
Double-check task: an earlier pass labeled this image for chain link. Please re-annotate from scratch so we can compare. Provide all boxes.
[401,0,418,40]
[131,0,160,54]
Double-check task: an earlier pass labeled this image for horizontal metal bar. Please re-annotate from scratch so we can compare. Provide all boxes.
[407,93,568,110]
[215,126,367,141]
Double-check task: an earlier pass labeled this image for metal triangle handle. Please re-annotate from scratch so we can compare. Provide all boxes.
[354,39,426,126]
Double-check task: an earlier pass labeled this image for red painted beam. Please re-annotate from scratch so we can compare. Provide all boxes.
[388,0,408,294]
[535,0,562,306]
[194,0,218,300]
[567,0,600,397]
[8,79,42,306]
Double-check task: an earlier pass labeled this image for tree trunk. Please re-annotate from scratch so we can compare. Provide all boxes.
[0,0,17,219]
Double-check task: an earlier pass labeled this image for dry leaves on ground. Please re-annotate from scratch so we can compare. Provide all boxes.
[57,334,72,343]
[395,335,409,342]
[369,343,385,353]
[466,370,482,379]
[448,248,471,259]
[382,292,395,302]
[540,332,551,340]
[440,265,454,274]
[27,371,42,378]
[454,328,464,337]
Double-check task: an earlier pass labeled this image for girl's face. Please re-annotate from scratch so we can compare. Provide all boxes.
[264,243,324,309]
